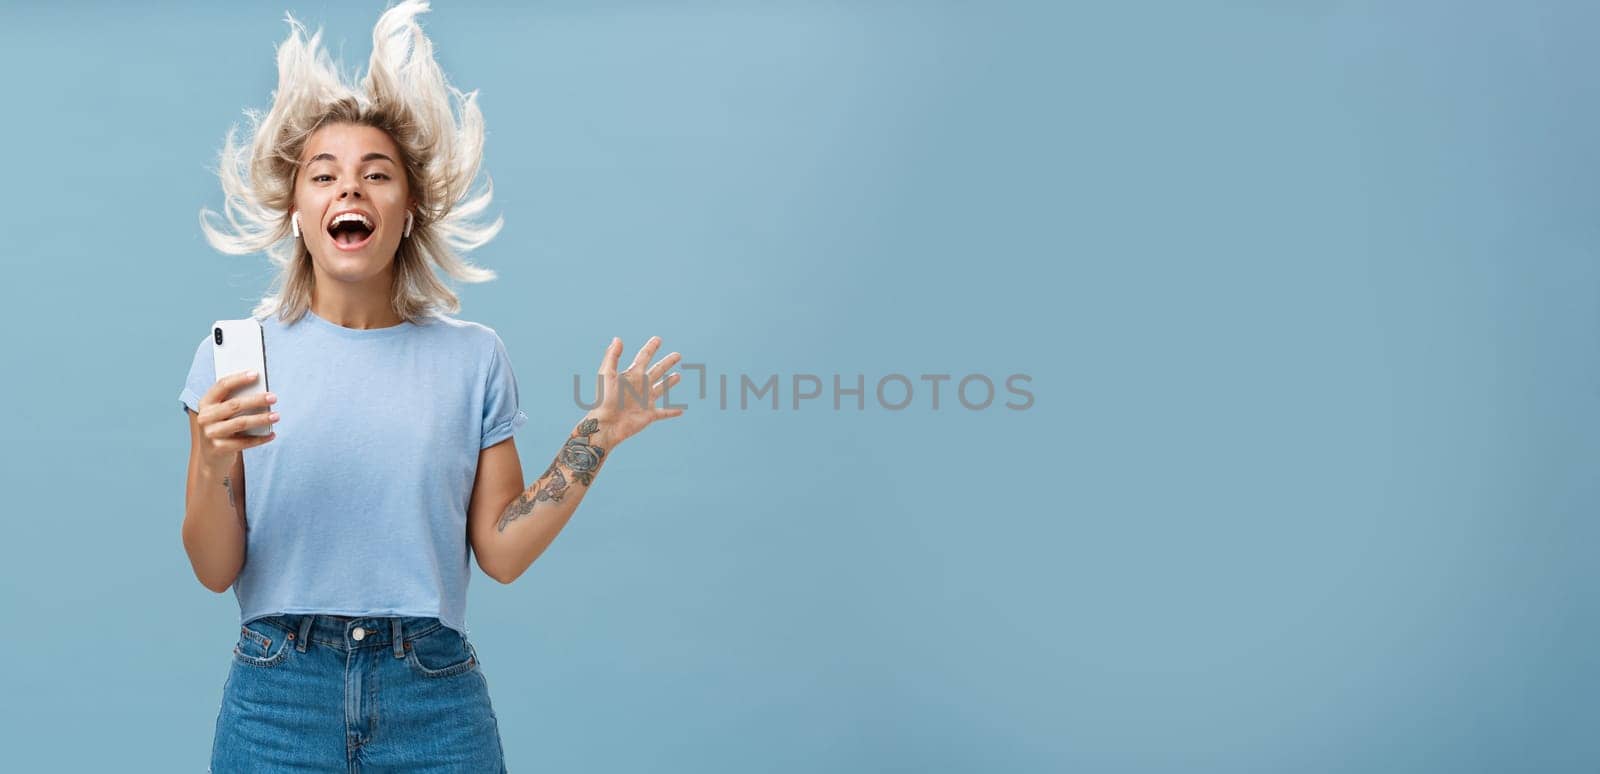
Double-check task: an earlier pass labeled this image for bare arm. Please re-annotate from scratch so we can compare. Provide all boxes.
[182,409,247,593]
[469,336,685,584]
[468,415,620,584]
[181,370,278,593]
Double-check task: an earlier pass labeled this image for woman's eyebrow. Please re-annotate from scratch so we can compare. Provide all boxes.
[307,152,396,164]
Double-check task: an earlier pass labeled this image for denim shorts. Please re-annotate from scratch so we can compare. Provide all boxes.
[209,613,507,773]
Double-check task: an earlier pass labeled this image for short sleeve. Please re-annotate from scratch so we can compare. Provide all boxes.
[179,335,215,415]
[481,333,529,449]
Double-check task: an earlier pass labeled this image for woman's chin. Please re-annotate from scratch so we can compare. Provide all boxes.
[313,249,392,283]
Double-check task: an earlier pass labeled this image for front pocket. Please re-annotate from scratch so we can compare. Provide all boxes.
[233,620,291,668]
[403,627,478,678]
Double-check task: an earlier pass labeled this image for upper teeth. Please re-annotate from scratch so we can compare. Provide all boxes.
[331,212,372,229]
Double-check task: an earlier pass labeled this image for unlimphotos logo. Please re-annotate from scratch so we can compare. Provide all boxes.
[574,364,1034,411]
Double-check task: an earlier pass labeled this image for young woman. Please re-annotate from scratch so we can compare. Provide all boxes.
[180,3,684,770]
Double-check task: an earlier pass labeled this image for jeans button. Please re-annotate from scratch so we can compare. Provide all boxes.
[351,627,366,641]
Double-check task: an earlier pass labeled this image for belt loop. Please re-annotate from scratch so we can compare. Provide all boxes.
[296,614,314,652]
[392,619,405,659]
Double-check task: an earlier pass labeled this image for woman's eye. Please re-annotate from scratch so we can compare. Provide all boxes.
[309,173,387,182]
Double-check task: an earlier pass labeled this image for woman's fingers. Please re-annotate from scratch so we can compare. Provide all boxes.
[594,338,620,407]
[598,337,621,377]
[598,337,685,416]
[216,431,277,451]
[232,411,280,435]
[202,370,261,408]
[650,371,681,399]
[201,392,276,425]
[629,336,662,373]
[647,351,681,383]
[206,409,278,439]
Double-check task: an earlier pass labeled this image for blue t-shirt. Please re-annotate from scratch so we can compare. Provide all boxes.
[179,307,528,636]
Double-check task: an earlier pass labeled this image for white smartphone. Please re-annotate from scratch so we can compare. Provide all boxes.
[211,318,273,437]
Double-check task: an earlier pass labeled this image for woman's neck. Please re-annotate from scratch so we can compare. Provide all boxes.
[310,292,402,330]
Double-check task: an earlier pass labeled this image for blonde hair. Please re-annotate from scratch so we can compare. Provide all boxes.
[198,0,503,325]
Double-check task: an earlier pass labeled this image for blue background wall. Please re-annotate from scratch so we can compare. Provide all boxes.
[1,0,1595,770]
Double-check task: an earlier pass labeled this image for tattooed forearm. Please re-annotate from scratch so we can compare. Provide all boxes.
[223,475,245,530]
[560,417,607,486]
[535,464,570,502]
[495,417,610,533]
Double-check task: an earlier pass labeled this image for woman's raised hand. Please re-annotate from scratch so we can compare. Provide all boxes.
[195,371,279,472]
[588,336,684,448]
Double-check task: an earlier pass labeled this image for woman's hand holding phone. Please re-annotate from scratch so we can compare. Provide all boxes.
[196,370,279,474]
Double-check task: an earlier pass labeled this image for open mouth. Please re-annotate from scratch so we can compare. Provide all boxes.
[327,212,376,251]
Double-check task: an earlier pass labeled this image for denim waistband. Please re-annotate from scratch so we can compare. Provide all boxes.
[250,613,448,658]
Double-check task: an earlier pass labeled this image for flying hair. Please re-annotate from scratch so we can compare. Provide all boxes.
[198,0,503,324]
